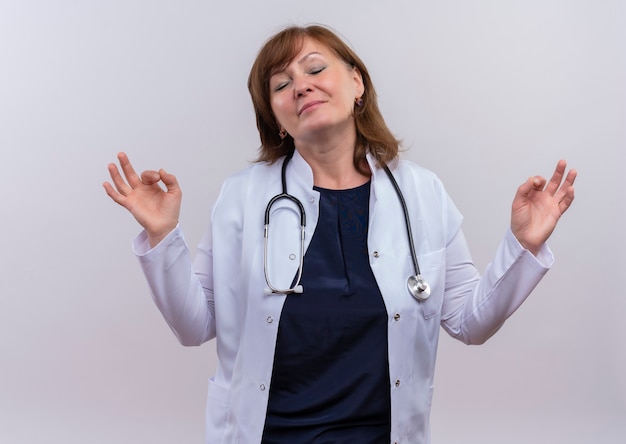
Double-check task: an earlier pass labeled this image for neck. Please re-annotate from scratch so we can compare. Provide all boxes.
[295,132,370,190]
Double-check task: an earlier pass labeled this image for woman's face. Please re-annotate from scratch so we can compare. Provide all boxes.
[269,38,364,145]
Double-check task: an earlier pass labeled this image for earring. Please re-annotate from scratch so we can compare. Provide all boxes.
[355,97,363,107]
[279,128,287,139]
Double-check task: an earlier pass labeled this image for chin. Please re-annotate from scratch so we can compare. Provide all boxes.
[297,117,351,139]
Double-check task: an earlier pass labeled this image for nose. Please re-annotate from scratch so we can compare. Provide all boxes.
[293,76,312,98]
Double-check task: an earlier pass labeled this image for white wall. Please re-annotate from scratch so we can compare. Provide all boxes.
[1,1,624,442]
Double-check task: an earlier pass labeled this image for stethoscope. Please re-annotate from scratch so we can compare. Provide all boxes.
[263,150,431,301]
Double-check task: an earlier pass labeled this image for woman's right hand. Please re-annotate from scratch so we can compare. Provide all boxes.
[103,152,182,248]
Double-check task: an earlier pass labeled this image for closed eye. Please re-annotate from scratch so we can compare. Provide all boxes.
[273,81,290,92]
[309,66,326,75]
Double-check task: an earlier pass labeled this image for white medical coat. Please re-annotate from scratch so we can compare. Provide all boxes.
[133,151,553,444]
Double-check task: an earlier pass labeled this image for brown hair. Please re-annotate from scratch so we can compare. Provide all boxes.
[247,25,400,172]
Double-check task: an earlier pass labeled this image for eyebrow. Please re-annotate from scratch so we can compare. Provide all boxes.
[270,52,325,79]
[297,51,323,65]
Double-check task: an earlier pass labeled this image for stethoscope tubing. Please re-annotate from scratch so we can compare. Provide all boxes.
[263,151,429,300]
[264,150,306,294]
[382,165,422,278]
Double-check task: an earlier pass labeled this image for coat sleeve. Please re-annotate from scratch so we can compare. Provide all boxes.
[133,223,217,346]
[440,226,554,345]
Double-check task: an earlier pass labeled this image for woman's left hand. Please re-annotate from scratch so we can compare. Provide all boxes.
[510,160,577,255]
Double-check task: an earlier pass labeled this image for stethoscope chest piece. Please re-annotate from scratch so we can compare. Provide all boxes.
[407,275,431,301]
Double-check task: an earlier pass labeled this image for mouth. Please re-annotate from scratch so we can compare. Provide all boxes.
[298,100,325,116]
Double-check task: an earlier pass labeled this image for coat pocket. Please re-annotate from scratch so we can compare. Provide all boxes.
[415,248,445,319]
[205,378,231,444]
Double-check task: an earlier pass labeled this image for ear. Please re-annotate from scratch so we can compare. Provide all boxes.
[273,115,283,132]
[352,67,365,98]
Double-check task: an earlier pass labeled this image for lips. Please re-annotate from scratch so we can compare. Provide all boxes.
[298,100,325,116]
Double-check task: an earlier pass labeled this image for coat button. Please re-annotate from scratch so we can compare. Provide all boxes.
[394,313,400,321]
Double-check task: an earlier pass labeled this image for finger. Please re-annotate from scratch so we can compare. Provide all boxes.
[140,169,161,185]
[554,168,577,203]
[102,181,127,207]
[564,168,577,187]
[557,170,577,213]
[107,162,132,196]
[544,159,567,196]
[515,175,545,201]
[558,185,575,213]
[117,152,142,188]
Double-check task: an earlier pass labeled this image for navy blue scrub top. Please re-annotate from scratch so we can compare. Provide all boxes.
[262,181,391,444]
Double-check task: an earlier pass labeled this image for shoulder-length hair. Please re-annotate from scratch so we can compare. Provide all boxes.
[247,25,400,172]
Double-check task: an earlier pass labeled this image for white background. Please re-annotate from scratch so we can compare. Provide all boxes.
[1,1,624,443]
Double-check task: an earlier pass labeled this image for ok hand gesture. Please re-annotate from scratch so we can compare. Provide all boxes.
[511,160,577,255]
[103,152,182,247]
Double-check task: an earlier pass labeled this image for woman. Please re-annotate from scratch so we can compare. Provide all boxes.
[104,25,576,444]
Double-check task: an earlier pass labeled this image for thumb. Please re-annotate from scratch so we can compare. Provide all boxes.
[140,170,161,185]
[517,176,545,199]
[159,169,181,193]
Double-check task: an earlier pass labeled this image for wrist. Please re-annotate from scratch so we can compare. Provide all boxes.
[146,224,177,248]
